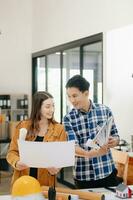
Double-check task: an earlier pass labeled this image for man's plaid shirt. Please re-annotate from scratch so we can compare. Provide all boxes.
[63,101,119,181]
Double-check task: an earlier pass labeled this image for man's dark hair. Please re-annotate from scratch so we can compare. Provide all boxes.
[66,75,90,92]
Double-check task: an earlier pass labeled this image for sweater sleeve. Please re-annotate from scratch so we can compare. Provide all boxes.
[6,122,24,169]
[58,124,68,141]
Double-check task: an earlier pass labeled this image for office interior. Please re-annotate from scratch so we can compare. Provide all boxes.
[0,0,133,195]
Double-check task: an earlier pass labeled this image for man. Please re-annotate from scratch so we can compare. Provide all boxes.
[63,75,120,189]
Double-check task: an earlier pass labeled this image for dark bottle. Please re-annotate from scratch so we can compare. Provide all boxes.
[48,187,56,200]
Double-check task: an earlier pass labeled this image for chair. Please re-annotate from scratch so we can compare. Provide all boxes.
[111,148,129,184]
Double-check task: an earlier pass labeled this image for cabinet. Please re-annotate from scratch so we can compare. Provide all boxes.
[0,94,29,140]
[0,94,29,171]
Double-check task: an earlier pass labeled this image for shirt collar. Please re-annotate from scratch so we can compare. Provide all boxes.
[74,100,96,114]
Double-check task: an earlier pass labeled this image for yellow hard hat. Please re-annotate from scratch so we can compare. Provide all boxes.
[12,176,42,196]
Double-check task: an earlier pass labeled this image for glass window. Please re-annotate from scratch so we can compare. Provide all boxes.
[47,53,61,122]
[37,56,46,91]
[62,47,80,115]
[83,42,102,103]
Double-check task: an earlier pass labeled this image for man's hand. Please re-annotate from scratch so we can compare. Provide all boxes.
[107,136,119,148]
[75,145,109,158]
[96,144,109,156]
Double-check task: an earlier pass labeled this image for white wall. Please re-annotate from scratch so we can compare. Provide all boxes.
[0,0,32,96]
[104,24,133,142]
[32,0,133,52]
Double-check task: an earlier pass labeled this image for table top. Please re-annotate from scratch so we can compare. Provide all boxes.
[81,186,133,200]
[1,186,133,200]
[1,194,133,200]
[0,195,11,200]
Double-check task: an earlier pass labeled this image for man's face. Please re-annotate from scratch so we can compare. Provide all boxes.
[66,87,89,110]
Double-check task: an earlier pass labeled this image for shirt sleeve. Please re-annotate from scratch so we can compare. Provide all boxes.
[63,116,79,144]
[6,122,21,169]
[108,108,119,138]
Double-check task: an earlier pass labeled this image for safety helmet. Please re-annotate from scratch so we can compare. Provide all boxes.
[12,175,44,199]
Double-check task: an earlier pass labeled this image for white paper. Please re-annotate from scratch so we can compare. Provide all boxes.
[18,140,75,168]
[19,128,27,140]
[86,117,113,149]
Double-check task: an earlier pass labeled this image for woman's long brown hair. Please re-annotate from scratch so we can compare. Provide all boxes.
[29,91,55,135]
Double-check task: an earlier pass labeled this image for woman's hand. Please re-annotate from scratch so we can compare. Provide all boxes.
[47,167,60,175]
[15,160,28,171]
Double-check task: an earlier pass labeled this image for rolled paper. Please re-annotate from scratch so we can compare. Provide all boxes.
[42,186,105,200]
[19,128,27,140]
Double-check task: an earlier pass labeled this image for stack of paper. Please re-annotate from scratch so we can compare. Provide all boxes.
[86,117,113,149]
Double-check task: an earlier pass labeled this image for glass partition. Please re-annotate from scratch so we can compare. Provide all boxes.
[47,53,61,122]
[83,42,102,103]
[62,47,80,116]
[37,56,46,91]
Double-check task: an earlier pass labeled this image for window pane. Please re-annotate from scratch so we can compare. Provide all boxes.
[47,53,61,122]
[37,57,46,91]
[83,42,102,103]
[62,47,80,115]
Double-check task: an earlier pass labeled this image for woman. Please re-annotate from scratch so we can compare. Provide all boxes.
[6,91,67,187]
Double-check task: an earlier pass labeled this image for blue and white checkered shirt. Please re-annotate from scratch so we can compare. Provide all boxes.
[63,101,119,181]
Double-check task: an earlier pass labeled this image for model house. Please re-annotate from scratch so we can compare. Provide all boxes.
[116,184,132,199]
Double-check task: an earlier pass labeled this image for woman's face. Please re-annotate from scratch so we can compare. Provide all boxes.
[40,98,55,119]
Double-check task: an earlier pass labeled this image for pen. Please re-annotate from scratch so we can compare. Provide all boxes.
[88,190,93,192]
